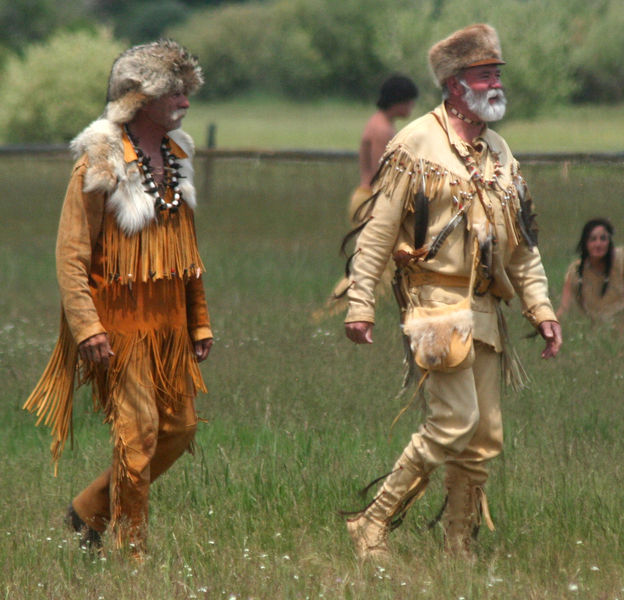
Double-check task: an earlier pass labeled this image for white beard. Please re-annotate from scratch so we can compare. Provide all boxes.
[460,80,507,122]
[170,108,187,122]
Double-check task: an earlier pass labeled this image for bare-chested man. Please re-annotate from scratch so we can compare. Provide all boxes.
[357,75,419,195]
[315,75,419,316]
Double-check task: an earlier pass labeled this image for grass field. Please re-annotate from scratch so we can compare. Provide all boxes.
[182,97,624,154]
[1,153,624,599]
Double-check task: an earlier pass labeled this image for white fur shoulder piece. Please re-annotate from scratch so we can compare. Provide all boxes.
[169,128,196,210]
[69,119,197,235]
[70,119,126,196]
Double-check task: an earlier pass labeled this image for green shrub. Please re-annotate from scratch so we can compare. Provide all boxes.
[169,0,597,116]
[0,27,125,143]
[169,0,398,101]
[571,0,624,103]
[174,2,274,98]
[289,0,387,98]
[112,0,190,44]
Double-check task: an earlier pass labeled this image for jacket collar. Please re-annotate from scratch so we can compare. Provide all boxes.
[433,103,501,160]
[122,127,189,164]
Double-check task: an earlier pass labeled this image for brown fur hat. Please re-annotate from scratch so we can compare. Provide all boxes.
[428,24,505,88]
[104,39,203,124]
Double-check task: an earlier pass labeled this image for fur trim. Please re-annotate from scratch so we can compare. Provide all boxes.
[428,24,505,87]
[402,308,473,370]
[169,129,196,210]
[105,39,203,124]
[70,119,125,194]
[70,119,197,235]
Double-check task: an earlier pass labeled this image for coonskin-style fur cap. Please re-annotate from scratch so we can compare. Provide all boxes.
[428,24,505,87]
[104,39,203,124]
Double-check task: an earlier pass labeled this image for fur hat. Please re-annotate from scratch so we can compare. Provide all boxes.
[104,39,204,124]
[428,24,505,88]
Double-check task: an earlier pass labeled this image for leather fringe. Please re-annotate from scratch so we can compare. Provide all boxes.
[24,324,206,471]
[103,203,205,285]
[22,311,79,474]
[496,304,530,391]
[90,328,207,420]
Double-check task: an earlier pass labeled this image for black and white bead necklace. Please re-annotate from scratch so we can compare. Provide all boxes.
[124,125,184,213]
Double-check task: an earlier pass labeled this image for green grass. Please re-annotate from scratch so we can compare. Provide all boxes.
[1,155,624,598]
[182,96,624,154]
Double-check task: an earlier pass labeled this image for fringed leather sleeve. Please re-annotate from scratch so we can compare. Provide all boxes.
[186,273,212,341]
[56,158,107,346]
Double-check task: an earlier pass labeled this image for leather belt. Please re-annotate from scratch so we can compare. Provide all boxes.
[407,269,470,288]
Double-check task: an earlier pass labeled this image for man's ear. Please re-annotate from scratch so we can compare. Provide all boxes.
[446,75,464,98]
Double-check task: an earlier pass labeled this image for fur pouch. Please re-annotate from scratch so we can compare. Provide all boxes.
[402,299,474,372]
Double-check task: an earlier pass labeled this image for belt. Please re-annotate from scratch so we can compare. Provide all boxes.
[406,269,470,288]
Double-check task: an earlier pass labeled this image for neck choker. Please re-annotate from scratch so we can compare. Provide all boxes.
[448,105,483,127]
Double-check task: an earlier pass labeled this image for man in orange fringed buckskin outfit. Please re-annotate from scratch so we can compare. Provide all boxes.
[342,24,562,561]
[24,39,213,557]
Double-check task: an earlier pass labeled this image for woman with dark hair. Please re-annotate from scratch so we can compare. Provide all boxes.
[556,218,624,320]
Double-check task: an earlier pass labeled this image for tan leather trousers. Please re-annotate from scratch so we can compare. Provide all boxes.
[363,342,502,527]
[410,340,503,480]
[72,346,198,551]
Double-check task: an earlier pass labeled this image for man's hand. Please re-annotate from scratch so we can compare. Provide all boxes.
[345,321,374,344]
[538,320,562,359]
[78,333,114,368]
[194,338,213,362]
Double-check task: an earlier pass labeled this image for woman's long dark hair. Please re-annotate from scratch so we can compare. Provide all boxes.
[576,217,615,299]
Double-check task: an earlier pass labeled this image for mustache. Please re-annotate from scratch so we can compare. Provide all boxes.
[170,108,188,121]
[486,88,506,103]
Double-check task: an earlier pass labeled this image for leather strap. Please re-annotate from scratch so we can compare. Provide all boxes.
[407,237,480,293]
[407,269,470,288]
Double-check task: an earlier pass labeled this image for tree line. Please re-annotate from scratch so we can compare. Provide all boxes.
[0,0,622,142]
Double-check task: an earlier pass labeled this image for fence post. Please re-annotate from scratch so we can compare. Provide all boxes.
[207,123,217,149]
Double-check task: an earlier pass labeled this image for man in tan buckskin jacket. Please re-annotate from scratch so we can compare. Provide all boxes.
[24,40,212,558]
[344,24,562,560]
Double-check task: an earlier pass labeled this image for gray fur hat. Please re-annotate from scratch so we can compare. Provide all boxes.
[104,39,204,124]
[428,24,505,88]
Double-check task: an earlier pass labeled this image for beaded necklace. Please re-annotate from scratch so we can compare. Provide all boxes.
[461,150,503,189]
[448,104,483,127]
[124,125,184,213]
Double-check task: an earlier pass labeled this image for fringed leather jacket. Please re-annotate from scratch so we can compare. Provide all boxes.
[345,103,557,351]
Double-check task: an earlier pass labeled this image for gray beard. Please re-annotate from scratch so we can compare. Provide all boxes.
[460,80,507,122]
[170,109,188,122]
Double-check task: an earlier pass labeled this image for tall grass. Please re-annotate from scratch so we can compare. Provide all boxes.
[183,97,624,154]
[1,155,624,599]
